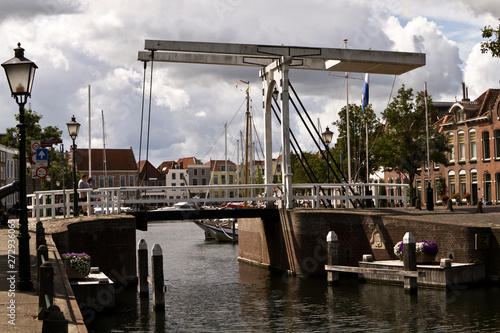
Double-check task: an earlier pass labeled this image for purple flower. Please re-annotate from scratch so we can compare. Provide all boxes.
[420,240,439,256]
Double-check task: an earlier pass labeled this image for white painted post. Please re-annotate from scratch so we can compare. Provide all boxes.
[151,244,165,311]
[327,231,339,285]
[403,232,417,293]
[403,186,408,209]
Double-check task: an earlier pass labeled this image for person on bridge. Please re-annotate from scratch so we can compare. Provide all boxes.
[78,174,90,214]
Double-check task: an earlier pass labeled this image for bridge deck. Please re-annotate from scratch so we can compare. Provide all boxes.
[130,208,280,223]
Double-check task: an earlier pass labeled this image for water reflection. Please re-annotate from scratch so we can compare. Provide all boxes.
[85,221,500,332]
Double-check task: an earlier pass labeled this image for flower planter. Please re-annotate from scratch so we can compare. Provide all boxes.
[416,253,436,264]
[64,260,88,279]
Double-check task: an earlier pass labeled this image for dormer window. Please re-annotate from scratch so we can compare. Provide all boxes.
[456,110,465,122]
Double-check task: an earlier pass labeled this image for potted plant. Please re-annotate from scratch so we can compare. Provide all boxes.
[61,252,91,279]
[394,239,438,263]
[440,194,449,205]
[463,193,471,204]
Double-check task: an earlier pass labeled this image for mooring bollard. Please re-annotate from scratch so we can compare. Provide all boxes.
[447,198,454,212]
[476,201,483,213]
[152,244,165,311]
[403,232,417,294]
[42,305,68,333]
[37,244,49,286]
[38,262,54,319]
[36,222,46,249]
[137,239,148,297]
[326,231,339,286]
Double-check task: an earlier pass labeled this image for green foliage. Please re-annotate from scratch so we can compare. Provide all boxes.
[481,19,500,57]
[2,106,67,191]
[374,85,449,198]
[332,103,381,182]
[291,151,328,184]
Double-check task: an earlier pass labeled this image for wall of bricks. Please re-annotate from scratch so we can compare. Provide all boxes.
[239,210,500,281]
[52,217,137,285]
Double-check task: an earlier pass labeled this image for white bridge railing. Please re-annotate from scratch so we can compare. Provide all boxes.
[28,183,409,221]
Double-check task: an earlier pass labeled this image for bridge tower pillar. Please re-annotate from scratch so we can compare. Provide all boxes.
[261,57,294,209]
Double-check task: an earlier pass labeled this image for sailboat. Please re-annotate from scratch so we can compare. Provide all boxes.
[193,218,238,242]
[193,81,253,242]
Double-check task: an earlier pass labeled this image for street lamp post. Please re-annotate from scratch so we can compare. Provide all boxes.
[2,43,38,291]
[322,127,333,183]
[66,116,80,217]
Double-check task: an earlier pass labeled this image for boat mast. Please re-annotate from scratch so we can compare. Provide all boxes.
[244,85,250,205]
[102,110,108,187]
[225,122,228,199]
[88,85,92,179]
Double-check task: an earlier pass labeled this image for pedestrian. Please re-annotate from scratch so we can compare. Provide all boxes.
[78,174,90,214]
[87,177,94,213]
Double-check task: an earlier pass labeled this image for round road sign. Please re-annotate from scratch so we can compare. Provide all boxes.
[35,166,48,179]
[30,153,37,164]
[31,141,41,151]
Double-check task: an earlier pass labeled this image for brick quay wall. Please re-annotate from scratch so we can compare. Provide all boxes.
[238,208,500,282]
[49,215,137,285]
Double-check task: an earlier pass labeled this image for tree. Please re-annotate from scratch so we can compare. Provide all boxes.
[291,151,327,184]
[332,103,381,182]
[481,19,500,57]
[373,85,449,200]
[2,106,66,191]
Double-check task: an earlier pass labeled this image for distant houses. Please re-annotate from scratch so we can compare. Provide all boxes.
[385,87,500,205]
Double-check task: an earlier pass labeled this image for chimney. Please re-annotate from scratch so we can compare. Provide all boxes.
[462,82,470,102]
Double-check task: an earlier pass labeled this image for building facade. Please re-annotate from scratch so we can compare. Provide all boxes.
[0,144,18,210]
[413,89,500,205]
[72,148,138,188]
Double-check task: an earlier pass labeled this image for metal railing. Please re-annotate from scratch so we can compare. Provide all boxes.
[28,183,409,220]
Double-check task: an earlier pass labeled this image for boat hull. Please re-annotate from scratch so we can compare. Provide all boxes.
[194,220,238,242]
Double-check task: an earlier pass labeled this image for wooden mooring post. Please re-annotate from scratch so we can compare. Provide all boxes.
[326,231,339,285]
[403,232,417,294]
[325,230,421,293]
[137,239,148,297]
[137,239,166,311]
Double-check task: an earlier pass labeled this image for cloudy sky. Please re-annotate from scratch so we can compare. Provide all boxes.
[1,0,499,168]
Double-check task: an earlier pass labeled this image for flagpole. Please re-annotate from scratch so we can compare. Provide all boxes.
[366,122,369,183]
[344,39,351,185]
[424,81,433,210]
[361,73,370,184]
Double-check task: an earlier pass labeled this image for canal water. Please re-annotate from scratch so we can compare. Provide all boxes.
[86,221,500,332]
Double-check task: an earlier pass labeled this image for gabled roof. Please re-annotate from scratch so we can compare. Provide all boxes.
[176,156,201,168]
[75,148,137,171]
[137,160,163,179]
[434,89,500,131]
[205,159,237,171]
[158,160,177,174]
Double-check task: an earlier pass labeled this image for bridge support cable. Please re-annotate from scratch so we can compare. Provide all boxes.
[288,81,364,209]
[271,98,331,208]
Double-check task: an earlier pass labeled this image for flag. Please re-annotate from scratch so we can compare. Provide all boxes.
[361,73,369,114]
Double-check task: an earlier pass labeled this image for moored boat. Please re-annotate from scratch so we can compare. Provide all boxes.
[194,219,238,242]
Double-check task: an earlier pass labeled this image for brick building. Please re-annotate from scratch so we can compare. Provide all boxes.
[411,88,500,205]
[72,148,138,188]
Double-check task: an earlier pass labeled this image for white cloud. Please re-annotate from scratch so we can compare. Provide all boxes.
[0,0,498,167]
[464,43,500,97]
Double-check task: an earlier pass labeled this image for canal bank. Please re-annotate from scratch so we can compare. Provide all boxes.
[0,214,136,332]
[238,206,500,282]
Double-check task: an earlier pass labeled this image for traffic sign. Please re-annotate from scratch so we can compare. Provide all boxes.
[35,166,48,179]
[30,152,37,164]
[36,148,48,161]
[31,140,41,152]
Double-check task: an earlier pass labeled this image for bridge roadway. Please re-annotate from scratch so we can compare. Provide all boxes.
[130,208,280,229]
